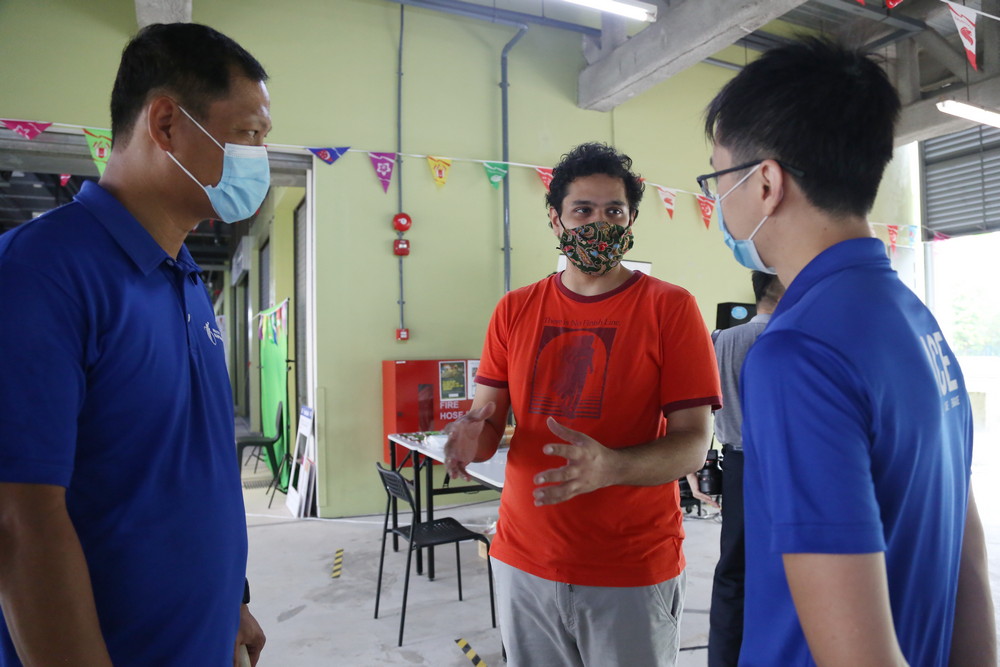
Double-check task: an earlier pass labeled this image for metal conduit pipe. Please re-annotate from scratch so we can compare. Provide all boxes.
[389,0,529,293]
[390,0,597,37]
[396,4,407,331]
[501,25,528,293]
[703,57,742,72]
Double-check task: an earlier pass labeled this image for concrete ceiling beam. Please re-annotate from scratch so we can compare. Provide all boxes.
[894,37,921,105]
[981,0,1000,74]
[896,74,1000,145]
[134,0,192,29]
[577,0,809,112]
[914,27,985,84]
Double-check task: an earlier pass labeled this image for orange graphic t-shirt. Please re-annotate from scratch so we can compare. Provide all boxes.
[477,271,721,587]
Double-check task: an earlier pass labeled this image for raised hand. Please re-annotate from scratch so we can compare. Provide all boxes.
[532,417,617,506]
[443,401,496,481]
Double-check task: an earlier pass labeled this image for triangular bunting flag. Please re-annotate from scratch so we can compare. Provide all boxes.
[483,162,508,189]
[946,1,978,70]
[1,119,52,140]
[887,224,899,255]
[655,186,677,220]
[369,152,396,193]
[932,231,950,242]
[535,167,554,192]
[855,0,864,4]
[426,156,452,187]
[886,0,905,8]
[83,128,112,176]
[309,147,349,165]
[696,195,715,230]
[905,225,918,247]
[59,174,71,186]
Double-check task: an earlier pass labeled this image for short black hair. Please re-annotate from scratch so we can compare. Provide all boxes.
[546,142,644,216]
[751,270,784,305]
[110,23,268,147]
[705,37,899,217]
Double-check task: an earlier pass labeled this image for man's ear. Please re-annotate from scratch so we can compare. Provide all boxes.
[759,159,785,216]
[548,206,561,236]
[146,96,180,152]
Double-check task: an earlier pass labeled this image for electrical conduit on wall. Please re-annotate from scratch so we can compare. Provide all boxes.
[390,0,528,294]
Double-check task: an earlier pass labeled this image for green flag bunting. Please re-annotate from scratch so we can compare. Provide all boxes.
[483,162,508,189]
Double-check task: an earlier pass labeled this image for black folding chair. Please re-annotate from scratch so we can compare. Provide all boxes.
[236,402,289,507]
[373,462,496,646]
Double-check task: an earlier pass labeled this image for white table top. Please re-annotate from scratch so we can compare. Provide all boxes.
[388,432,507,489]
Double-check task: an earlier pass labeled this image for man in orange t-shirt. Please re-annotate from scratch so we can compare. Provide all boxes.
[445,143,721,666]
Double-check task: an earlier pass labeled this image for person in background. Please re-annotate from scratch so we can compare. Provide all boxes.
[700,37,995,666]
[445,142,721,667]
[0,23,270,666]
[687,270,784,667]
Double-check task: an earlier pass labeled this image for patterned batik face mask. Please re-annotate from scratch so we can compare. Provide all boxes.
[557,219,634,276]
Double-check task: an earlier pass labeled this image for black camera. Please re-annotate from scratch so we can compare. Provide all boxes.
[697,449,722,495]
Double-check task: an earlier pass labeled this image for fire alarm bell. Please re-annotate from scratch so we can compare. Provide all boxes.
[396,328,410,341]
[392,212,412,232]
[393,239,410,256]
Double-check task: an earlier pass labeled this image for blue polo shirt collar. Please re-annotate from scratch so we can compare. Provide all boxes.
[775,237,888,318]
[75,181,201,276]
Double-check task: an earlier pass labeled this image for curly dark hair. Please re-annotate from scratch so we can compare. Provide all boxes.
[545,142,644,216]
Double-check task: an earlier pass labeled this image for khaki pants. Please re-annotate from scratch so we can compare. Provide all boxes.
[491,557,685,667]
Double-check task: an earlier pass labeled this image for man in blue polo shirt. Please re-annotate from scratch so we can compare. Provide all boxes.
[699,38,995,665]
[0,24,270,666]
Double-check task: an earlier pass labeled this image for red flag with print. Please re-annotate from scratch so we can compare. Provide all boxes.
[655,186,677,220]
[1,119,52,140]
[696,195,715,229]
[535,167,554,192]
[946,2,978,70]
[887,224,898,254]
[59,174,71,186]
[886,0,905,7]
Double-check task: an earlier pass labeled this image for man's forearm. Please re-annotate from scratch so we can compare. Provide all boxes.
[610,429,710,487]
[949,490,997,666]
[473,423,502,462]
[0,491,112,665]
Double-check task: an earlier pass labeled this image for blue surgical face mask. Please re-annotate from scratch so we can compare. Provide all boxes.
[717,164,777,275]
[166,106,270,223]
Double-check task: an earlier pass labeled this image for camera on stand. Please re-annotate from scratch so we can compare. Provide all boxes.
[679,449,722,515]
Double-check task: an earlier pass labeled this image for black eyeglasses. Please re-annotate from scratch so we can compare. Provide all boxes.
[696,160,805,199]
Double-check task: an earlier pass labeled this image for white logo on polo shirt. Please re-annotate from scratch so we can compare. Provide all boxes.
[203,322,224,346]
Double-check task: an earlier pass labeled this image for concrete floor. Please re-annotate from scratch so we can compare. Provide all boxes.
[241,460,1000,667]
[241,473,720,667]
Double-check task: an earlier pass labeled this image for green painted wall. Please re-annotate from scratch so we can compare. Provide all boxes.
[0,0,919,517]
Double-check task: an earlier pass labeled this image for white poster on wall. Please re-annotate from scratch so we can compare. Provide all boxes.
[286,406,316,518]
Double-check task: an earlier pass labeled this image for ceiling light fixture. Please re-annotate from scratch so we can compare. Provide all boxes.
[559,0,657,23]
[936,100,1000,130]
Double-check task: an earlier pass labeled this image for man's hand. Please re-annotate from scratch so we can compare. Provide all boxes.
[685,472,720,509]
[233,604,265,667]
[532,418,618,506]
[443,402,496,481]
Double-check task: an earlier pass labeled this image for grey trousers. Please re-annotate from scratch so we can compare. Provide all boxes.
[491,557,685,667]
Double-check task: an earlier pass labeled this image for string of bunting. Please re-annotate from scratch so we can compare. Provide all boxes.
[254,299,288,344]
[0,118,952,246]
[853,0,999,71]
